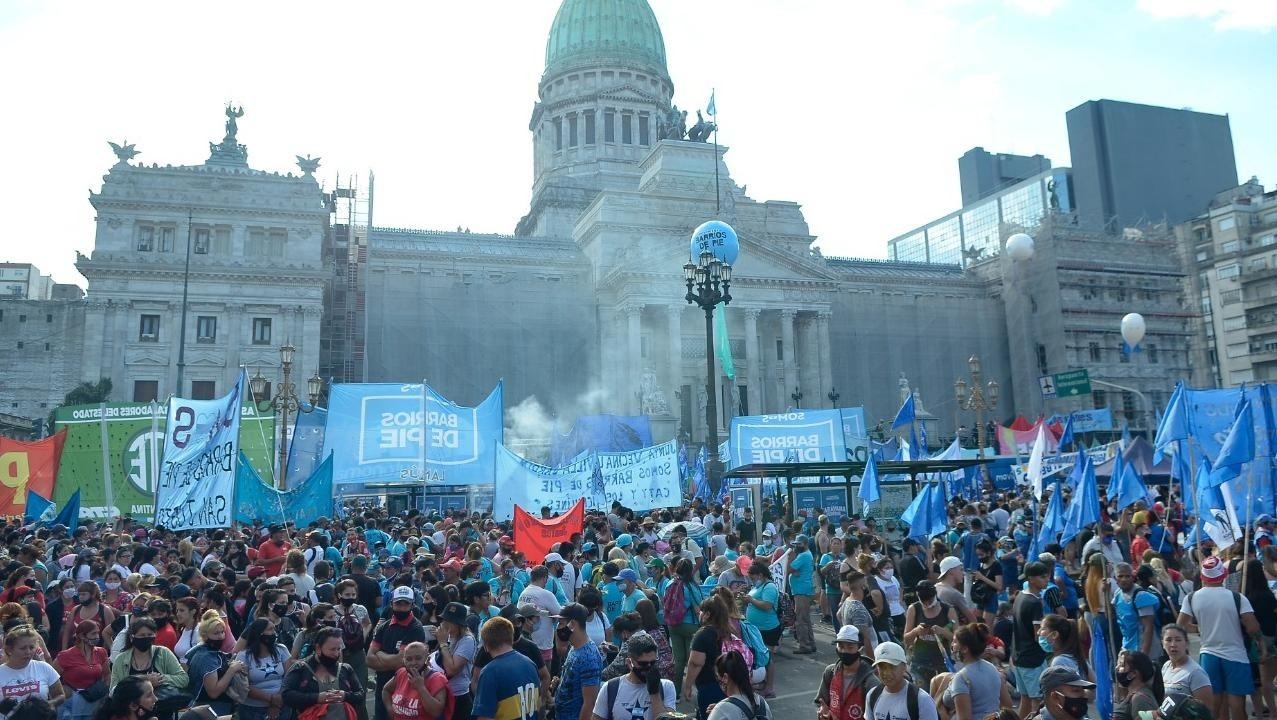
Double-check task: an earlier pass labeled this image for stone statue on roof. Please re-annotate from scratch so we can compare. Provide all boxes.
[108,141,139,167]
[224,103,244,142]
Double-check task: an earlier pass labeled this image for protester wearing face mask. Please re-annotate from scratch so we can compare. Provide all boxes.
[591,633,675,720]
[261,590,300,653]
[281,627,364,718]
[1032,665,1094,720]
[366,587,425,720]
[815,626,879,720]
[96,676,155,720]
[332,579,371,710]
[1082,523,1125,567]
[552,603,605,720]
[489,559,526,608]
[1112,650,1158,720]
[51,621,109,720]
[101,570,132,615]
[108,619,187,704]
[63,583,116,652]
[930,623,1009,720]
[183,614,245,717]
[235,618,290,720]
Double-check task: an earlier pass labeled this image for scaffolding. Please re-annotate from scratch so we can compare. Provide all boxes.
[320,171,372,385]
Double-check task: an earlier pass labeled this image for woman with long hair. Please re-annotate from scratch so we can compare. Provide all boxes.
[289,604,337,662]
[1160,623,1213,707]
[236,618,292,720]
[44,580,77,655]
[61,584,115,652]
[1113,650,1159,720]
[169,598,201,665]
[1242,558,1277,718]
[930,623,1010,720]
[427,603,476,720]
[0,567,46,610]
[107,618,186,696]
[682,596,742,720]
[280,628,364,719]
[1039,614,1090,680]
[837,571,876,660]
[465,543,493,583]
[576,587,610,646]
[91,676,154,720]
[902,580,958,690]
[705,650,769,720]
[0,626,66,709]
[668,557,706,693]
[51,621,109,720]
[634,598,674,681]
[283,552,315,601]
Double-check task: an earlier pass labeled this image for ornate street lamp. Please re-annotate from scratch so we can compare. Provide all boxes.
[827,387,840,408]
[955,355,999,487]
[684,250,732,495]
[791,386,803,408]
[250,343,323,489]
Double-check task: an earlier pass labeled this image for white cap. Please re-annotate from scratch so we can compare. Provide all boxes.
[833,625,860,644]
[938,556,964,577]
[872,642,907,666]
[391,586,414,603]
[543,552,565,564]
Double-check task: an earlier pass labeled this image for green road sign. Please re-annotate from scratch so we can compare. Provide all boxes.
[1053,369,1092,397]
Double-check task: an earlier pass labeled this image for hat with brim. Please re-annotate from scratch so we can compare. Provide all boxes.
[1039,666,1096,693]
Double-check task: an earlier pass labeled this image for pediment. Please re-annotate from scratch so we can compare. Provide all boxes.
[596,83,659,104]
[713,234,838,283]
[124,348,170,366]
[186,350,226,367]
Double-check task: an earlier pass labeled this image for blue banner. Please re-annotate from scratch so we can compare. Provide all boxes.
[1180,386,1277,524]
[285,407,327,488]
[840,407,871,461]
[729,409,847,467]
[154,370,245,530]
[323,382,503,487]
[549,415,652,466]
[1047,408,1113,433]
[493,445,603,520]
[597,439,682,512]
[235,451,334,526]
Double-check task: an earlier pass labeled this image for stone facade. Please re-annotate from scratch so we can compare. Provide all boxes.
[0,299,85,421]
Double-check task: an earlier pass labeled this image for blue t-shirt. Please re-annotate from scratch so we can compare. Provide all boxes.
[555,641,604,720]
[1113,588,1159,651]
[1054,566,1079,611]
[746,582,780,631]
[601,582,625,623]
[789,551,814,596]
[998,553,1020,596]
[819,553,844,592]
[620,588,644,614]
[323,546,344,570]
[473,649,541,720]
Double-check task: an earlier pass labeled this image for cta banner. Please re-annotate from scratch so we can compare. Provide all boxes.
[324,382,503,487]
[0,431,66,518]
[514,498,585,564]
[154,371,244,530]
[235,451,333,526]
[53,400,274,521]
[493,445,602,521]
[597,439,681,512]
[1047,409,1114,433]
[729,410,847,467]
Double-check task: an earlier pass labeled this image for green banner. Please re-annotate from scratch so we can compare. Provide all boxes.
[52,402,275,521]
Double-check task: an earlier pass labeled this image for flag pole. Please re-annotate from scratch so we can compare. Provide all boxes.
[1241,463,1254,590]
[710,88,720,214]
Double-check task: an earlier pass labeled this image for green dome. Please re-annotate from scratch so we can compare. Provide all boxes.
[544,0,668,78]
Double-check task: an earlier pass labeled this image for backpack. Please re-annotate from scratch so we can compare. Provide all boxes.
[725,696,770,720]
[866,682,920,720]
[591,565,605,587]
[663,579,689,625]
[773,582,796,629]
[720,632,754,670]
[1139,588,1176,628]
[338,610,365,651]
[738,620,770,669]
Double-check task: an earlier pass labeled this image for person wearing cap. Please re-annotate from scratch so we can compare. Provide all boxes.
[1176,555,1264,720]
[1256,513,1276,554]
[542,553,573,605]
[428,601,478,720]
[490,557,527,608]
[553,603,605,720]
[1010,561,1052,717]
[936,556,978,625]
[1033,665,1095,720]
[518,566,563,661]
[787,534,817,654]
[616,569,645,615]
[815,625,878,720]
[754,529,776,559]
[864,641,938,720]
[368,586,426,720]
[579,543,600,593]
[591,631,674,720]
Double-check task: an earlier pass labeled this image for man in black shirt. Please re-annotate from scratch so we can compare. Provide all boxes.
[472,603,551,692]
[342,554,383,622]
[1011,561,1050,719]
[735,507,757,543]
[368,586,426,720]
[898,538,928,605]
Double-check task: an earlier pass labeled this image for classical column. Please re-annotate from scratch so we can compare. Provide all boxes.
[626,304,644,415]
[744,309,761,416]
[226,303,243,377]
[780,309,797,408]
[666,305,682,408]
[817,312,833,405]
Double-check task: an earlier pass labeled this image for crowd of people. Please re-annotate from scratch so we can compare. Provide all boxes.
[0,486,1265,720]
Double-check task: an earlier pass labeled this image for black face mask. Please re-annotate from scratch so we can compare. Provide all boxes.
[131,637,155,652]
[260,635,277,647]
[271,604,288,617]
[421,604,435,616]
[555,627,574,641]
[339,598,356,608]
[153,618,169,628]
[838,651,860,666]
[1059,695,1089,719]
[392,609,412,622]
[204,638,222,651]
[1115,670,1133,687]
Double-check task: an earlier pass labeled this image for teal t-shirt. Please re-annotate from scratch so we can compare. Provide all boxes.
[601,582,625,622]
[746,581,780,631]
[789,551,814,596]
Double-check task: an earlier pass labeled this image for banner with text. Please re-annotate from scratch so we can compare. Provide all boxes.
[729,410,847,467]
[493,445,602,520]
[1046,409,1114,433]
[840,407,871,461]
[597,439,681,511]
[52,401,273,521]
[154,371,244,530]
[323,382,503,487]
[514,498,585,564]
[0,430,66,518]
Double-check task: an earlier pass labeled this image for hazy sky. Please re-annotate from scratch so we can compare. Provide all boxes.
[3,0,1275,285]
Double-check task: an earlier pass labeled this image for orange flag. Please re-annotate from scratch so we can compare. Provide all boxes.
[0,429,67,517]
[514,498,585,564]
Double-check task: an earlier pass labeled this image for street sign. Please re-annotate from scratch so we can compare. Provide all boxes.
[1039,375,1057,398]
[1053,369,1092,397]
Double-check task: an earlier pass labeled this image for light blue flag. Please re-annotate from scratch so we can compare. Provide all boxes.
[1091,617,1114,720]
[1032,479,1065,561]
[706,89,716,117]
[900,483,932,539]
[23,492,54,525]
[1120,423,1131,451]
[692,445,710,502]
[53,489,81,534]
[285,407,327,488]
[235,451,334,526]
[1114,462,1154,512]
[1208,397,1254,488]
[714,305,735,381]
[1057,414,1075,455]
[1061,458,1099,546]
[858,452,881,511]
[1153,382,1188,463]
[892,394,916,430]
[927,481,950,539]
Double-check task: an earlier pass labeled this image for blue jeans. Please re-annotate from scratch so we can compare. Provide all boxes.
[825,587,842,631]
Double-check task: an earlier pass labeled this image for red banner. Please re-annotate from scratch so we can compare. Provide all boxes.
[514,498,584,564]
[0,430,66,517]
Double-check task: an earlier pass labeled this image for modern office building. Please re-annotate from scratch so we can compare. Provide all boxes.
[0,263,54,300]
[888,167,1073,266]
[1179,178,1277,388]
[1067,99,1238,230]
[959,147,1051,206]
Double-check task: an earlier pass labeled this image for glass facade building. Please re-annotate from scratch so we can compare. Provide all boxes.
[888,168,1073,266]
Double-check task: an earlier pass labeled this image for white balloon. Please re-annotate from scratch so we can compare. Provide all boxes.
[1005,233,1035,261]
[1121,313,1146,347]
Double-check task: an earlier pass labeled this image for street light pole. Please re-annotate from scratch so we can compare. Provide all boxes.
[250,343,323,489]
[955,355,1000,486]
[684,251,732,496]
[827,388,840,408]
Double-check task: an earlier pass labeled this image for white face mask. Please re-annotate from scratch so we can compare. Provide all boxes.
[105,582,121,591]
[880,568,894,579]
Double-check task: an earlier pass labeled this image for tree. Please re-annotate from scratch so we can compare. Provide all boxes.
[47,377,112,430]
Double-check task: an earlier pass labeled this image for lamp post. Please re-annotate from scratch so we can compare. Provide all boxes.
[684,250,732,496]
[250,343,322,489]
[954,355,999,482]
[791,386,803,409]
[827,387,840,408]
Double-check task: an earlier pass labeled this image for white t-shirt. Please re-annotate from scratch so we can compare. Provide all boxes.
[585,612,610,646]
[138,562,161,577]
[110,563,131,579]
[286,572,316,599]
[591,675,677,720]
[865,684,940,720]
[518,584,562,651]
[1180,587,1253,663]
[1162,658,1211,697]
[0,660,59,703]
[561,565,578,600]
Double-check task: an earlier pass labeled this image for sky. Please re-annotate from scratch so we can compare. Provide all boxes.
[2,0,1275,285]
